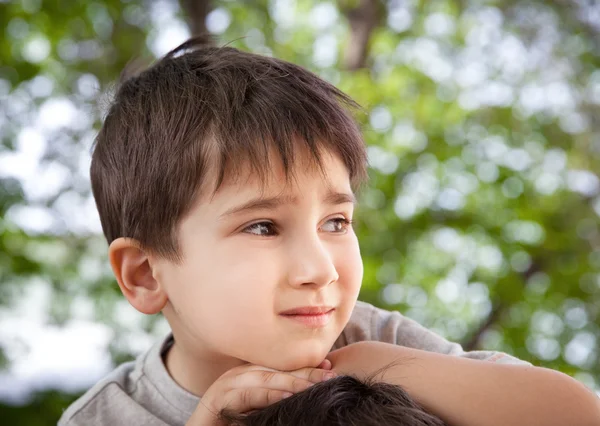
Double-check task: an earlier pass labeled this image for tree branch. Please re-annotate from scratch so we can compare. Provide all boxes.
[179,0,212,36]
[463,301,504,351]
[463,260,541,351]
[341,0,381,71]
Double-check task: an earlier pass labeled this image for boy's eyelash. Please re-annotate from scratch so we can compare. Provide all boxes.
[242,217,353,236]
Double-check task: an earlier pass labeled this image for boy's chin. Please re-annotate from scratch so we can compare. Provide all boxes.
[262,349,330,372]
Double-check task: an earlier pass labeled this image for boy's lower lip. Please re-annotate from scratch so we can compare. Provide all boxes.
[279,309,334,328]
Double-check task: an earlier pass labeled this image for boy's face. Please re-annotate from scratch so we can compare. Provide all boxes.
[155,148,363,371]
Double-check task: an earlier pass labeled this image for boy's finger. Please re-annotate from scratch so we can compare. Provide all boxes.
[238,364,334,384]
[231,369,314,394]
[317,359,332,370]
[226,388,293,413]
[288,366,337,384]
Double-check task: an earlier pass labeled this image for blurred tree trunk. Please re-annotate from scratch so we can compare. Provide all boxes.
[179,0,212,36]
[341,0,381,70]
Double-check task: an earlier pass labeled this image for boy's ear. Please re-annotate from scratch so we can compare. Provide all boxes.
[108,238,168,315]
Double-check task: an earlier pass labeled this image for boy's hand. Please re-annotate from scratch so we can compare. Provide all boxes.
[185,363,335,426]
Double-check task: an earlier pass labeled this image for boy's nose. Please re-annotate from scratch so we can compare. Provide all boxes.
[286,238,339,288]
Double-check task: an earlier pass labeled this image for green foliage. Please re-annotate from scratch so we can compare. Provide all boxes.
[0,390,79,426]
[1,0,599,424]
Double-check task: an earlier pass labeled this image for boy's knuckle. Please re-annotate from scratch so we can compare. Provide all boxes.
[302,368,318,383]
[238,388,253,408]
[259,370,277,384]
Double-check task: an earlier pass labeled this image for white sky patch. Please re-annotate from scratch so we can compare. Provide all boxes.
[432,227,463,253]
[436,277,463,303]
[392,121,428,152]
[147,0,189,58]
[567,170,600,197]
[564,332,596,368]
[455,61,488,88]
[27,75,54,98]
[22,161,70,202]
[381,283,406,305]
[5,205,56,234]
[560,112,590,134]
[387,6,413,33]
[37,98,80,131]
[425,13,456,37]
[477,245,504,271]
[269,0,296,29]
[0,128,45,181]
[0,281,154,404]
[206,7,231,34]
[527,335,561,361]
[436,188,465,210]
[149,19,190,58]
[0,319,114,404]
[370,106,393,132]
[504,220,546,245]
[313,33,338,68]
[76,74,100,99]
[368,146,399,175]
[309,2,338,30]
[22,34,50,63]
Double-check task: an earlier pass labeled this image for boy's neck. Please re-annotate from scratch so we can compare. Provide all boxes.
[164,338,246,397]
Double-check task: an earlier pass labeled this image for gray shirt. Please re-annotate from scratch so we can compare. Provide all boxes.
[58,301,528,426]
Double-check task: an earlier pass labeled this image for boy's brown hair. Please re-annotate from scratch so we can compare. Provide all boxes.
[91,36,368,262]
[220,375,447,426]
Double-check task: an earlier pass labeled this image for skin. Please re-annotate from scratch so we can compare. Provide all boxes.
[109,147,362,421]
[327,341,600,426]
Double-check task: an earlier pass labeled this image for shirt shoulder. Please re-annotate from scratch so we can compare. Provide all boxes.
[337,301,529,365]
[59,334,198,426]
[58,361,165,426]
[339,300,461,351]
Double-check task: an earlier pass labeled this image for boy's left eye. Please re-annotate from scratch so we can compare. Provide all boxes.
[243,222,278,236]
[320,217,353,233]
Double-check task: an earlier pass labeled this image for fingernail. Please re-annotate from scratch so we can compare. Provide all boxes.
[282,392,293,399]
[323,372,336,381]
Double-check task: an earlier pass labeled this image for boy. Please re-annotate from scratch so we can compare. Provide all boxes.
[220,374,446,426]
[59,36,600,426]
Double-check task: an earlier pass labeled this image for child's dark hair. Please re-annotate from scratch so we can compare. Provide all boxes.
[219,375,447,426]
[91,35,368,262]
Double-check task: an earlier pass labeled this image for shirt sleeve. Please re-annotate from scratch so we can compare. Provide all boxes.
[336,301,530,365]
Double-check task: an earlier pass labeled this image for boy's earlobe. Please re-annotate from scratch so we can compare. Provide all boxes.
[108,238,168,315]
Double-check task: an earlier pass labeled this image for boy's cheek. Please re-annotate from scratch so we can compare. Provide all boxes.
[341,249,363,291]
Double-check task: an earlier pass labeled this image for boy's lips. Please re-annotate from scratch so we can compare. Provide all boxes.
[279,306,334,315]
[279,306,335,328]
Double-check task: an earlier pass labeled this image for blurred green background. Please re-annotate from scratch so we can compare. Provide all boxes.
[1,0,599,424]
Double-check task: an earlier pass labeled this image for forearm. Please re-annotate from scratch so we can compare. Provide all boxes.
[329,341,600,426]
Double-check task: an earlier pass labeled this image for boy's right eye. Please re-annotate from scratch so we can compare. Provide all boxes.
[242,221,278,236]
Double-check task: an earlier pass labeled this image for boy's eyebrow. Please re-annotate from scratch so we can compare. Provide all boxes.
[219,190,357,219]
[323,190,357,207]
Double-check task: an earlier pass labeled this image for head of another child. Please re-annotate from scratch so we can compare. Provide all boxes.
[220,375,447,426]
[90,36,369,375]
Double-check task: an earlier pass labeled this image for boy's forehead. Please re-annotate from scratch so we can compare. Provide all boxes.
[201,147,353,206]
[233,149,348,189]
